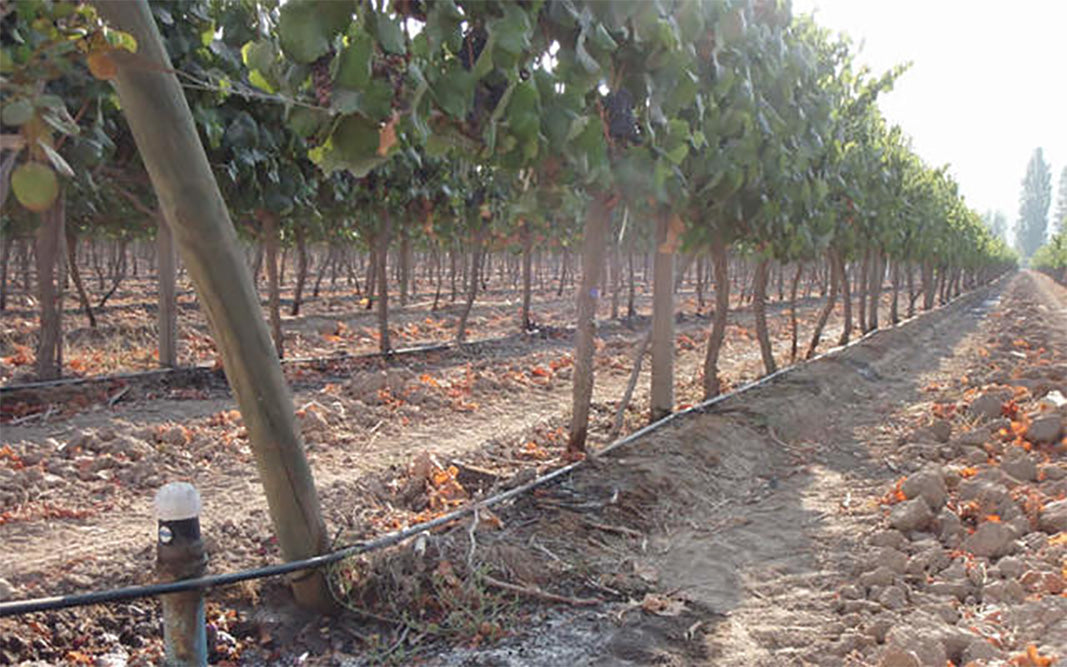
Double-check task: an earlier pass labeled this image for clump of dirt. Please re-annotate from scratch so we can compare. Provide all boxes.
[812,274,1067,667]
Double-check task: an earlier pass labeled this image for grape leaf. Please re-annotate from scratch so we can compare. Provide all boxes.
[1,98,33,126]
[278,0,352,64]
[11,162,59,212]
[336,30,373,90]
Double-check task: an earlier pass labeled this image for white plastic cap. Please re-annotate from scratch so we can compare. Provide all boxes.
[154,482,201,521]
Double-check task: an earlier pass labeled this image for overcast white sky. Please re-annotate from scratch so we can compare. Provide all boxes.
[793,0,1066,232]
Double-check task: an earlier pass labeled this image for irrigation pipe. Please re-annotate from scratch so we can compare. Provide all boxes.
[0,281,864,395]
[0,277,1005,618]
[0,332,541,395]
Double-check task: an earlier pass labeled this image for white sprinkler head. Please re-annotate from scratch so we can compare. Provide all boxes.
[154,482,202,521]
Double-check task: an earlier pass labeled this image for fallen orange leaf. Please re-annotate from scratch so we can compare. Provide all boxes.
[1009,644,1054,667]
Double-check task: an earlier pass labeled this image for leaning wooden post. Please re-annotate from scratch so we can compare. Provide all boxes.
[96,0,336,611]
[155,482,207,666]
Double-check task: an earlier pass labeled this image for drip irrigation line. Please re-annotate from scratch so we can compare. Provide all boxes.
[0,280,898,396]
[0,330,548,395]
[0,278,1003,619]
[0,458,583,618]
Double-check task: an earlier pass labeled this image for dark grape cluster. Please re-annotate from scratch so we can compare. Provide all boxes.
[311,53,333,107]
[466,79,507,134]
[605,89,641,145]
[393,0,426,21]
[473,79,506,115]
[370,53,411,114]
[458,27,488,71]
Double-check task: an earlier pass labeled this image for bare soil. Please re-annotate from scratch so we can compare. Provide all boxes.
[3,272,1063,666]
[0,281,859,586]
[420,270,1067,667]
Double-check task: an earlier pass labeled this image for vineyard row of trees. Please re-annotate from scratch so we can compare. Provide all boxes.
[1,0,1016,609]
[1033,230,1067,285]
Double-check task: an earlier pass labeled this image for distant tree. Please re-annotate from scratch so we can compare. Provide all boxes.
[1054,165,1067,237]
[983,209,1008,244]
[1015,148,1052,258]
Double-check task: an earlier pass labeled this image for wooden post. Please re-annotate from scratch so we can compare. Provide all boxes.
[521,220,533,331]
[158,215,178,368]
[155,483,207,666]
[98,0,336,611]
[567,193,611,458]
[650,212,674,423]
[35,190,65,380]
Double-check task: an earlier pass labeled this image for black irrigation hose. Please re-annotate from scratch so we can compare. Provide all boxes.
[0,458,585,618]
[0,280,911,396]
[0,278,1004,618]
[0,331,547,395]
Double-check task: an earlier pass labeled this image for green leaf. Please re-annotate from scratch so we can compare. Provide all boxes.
[224,112,259,149]
[278,0,353,64]
[153,5,174,25]
[307,144,328,164]
[425,133,451,157]
[570,114,607,172]
[11,162,59,213]
[574,29,600,75]
[37,140,73,178]
[654,19,679,51]
[103,27,138,53]
[69,137,104,167]
[425,0,463,52]
[336,30,373,89]
[332,78,392,120]
[668,70,698,112]
[314,114,386,176]
[542,106,572,148]
[665,144,688,165]
[1,98,33,126]
[242,40,276,74]
[590,24,617,52]
[248,69,276,93]
[488,4,531,56]
[505,79,540,143]
[264,190,295,214]
[287,107,329,138]
[406,64,431,140]
[565,114,589,142]
[667,118,689,141]
[40,108,79,136]
[430,64,474,119]
[35,94,65,111]
[717,9,747,46]
[374,14,406,55]
[472,32,495,79]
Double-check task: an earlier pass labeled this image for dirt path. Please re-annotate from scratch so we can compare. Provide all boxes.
[2,275,1029,665]
[409,271,1065,666]
[0,286,866,590]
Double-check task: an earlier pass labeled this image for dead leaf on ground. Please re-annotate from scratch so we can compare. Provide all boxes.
[1009,644,1055,667]
[639,592,687,617]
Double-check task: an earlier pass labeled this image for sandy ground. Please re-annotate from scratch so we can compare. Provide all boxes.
[4,271,1063,666]
[416,270,1067,667]
[0,282,862,589]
